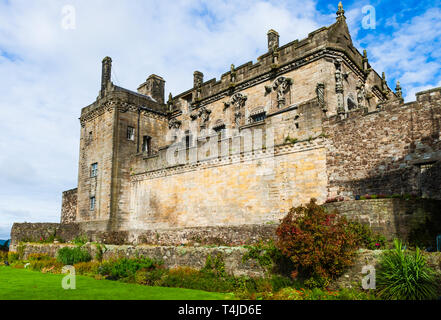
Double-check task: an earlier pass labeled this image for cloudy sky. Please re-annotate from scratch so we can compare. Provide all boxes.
[0,0,440,239]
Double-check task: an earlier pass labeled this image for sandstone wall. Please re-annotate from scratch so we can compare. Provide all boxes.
[128,143,327,230]
[10,223,80,246]
[324,199,441,245]
[325,87,441,200]
[61,188,77,224]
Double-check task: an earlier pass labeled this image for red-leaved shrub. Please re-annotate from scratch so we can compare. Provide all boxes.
[275,199,359,287]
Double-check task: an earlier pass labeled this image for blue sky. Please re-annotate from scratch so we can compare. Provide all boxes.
[0,0,440,239]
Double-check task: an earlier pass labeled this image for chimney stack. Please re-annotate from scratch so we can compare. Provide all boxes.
[101,56,112,96]
[267,29,279,52]
[193,71,204,88]
[137,74,166,104]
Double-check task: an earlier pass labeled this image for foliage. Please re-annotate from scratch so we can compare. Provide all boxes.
[28,253,51,261]
[73,261,101,276]
[72,235,89,246]
[242,240,293,275]
[94,243,106,262]
[376,239,438,300]
[275,199,359,287]
[29,258,63,274]
[0,251,8,262]
[245,287,378,300]
[7,252,20,264]
[202,253,226,277]
[284,136,298,144]
[347,222,387,250]
[56,247,92,265]
[98,257,163,281]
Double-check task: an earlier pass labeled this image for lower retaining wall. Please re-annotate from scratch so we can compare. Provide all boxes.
[9,243,265,277]
[323,198,441,245]
[9,243,441,289]
[11,199,441,247]
[11,223,277,247]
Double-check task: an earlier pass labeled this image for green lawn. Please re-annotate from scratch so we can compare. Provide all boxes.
[0,267,232,300]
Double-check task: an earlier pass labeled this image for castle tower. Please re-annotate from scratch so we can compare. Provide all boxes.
[76,57,168,233]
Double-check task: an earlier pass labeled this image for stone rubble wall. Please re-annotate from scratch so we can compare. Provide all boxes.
[323,198,441,242]
[61,188,77,224]
[8,243,441,289]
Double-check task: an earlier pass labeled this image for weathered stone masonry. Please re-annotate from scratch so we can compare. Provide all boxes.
[11,4,441,246]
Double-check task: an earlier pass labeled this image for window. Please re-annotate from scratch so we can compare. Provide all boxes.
[184,131,193,149]
[91,163,98,177]
[90,196,96,211]
[142,136,152,154]
[88,131,93,141]
[250,112,266,123]
[127,126,135,141]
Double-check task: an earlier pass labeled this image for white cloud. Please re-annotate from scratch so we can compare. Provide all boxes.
[355,6,441,101]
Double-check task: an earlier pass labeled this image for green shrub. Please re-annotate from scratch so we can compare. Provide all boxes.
[242,240,293,275]
[348,222,387,250]
[7,252,20,263]
[73,261,101,275]
[29,258,63,273]
[276,199,359,287]
[94,243,106,262]
[376,239,438,300]
[72,235,89,246]
[202,253,226,277]
[57,247,92,265]
[98,257,162,280]
[0,251,8,262]
[28,253,51,261]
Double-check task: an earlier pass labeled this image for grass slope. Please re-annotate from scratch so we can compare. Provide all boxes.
[0,267,232,300]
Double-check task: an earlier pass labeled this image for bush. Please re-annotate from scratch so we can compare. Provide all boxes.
[376,239,438,300]
[242,240,293,275]
[74,261,101,275]
[276,199,359,287]
[28,253,51,261]
[29,258,63,273]
[98,257,162,280]
[7,252,20,263]
[57,247,92,265]
[348,222,387,250]
[0,251,8,262]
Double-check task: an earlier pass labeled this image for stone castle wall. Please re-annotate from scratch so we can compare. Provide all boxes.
[61,188,77,224]
[325,87,441,200]
[324,198,441,243]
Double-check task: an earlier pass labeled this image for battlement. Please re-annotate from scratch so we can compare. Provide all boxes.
[172,17,382,109]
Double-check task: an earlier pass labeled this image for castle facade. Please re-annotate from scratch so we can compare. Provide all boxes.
[59,4,441,244]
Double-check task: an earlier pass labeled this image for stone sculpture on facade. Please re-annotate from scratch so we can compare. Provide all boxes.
[272,77,292,109]
[316,83,326,112]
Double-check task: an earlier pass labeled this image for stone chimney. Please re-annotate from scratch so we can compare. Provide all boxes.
[267,29,279,51]
[101,56,112,96]
[193,71,204,88]
[137,74,166,104]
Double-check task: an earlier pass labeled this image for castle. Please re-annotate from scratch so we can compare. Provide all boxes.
[13,3,441,246]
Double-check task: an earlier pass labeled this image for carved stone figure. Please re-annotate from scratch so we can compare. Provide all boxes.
[230,64,237,83]
[198,106,211,127]
[225,93,247,127]
[272,77,292,109]
[168,118,182,129]
[356,79,366,108]
[316,83,326,111]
